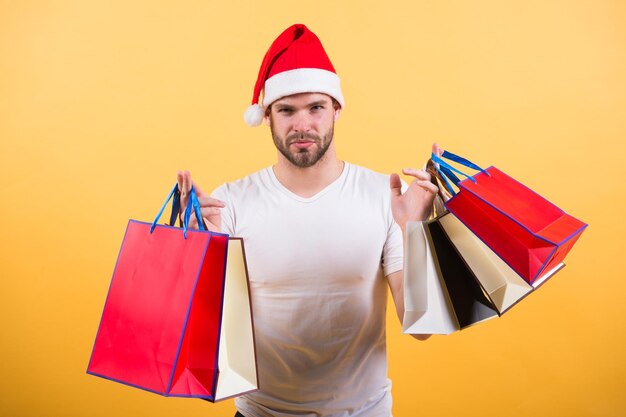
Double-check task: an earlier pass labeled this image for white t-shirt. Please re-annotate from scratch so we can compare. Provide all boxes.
[211,162,404,417]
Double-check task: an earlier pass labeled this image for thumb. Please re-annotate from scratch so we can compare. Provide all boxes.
[390,173,402,197]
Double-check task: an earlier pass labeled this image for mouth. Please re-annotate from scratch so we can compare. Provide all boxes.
[290,140,316,150]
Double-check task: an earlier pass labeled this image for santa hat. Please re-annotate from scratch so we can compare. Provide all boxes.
[244,24,345,127]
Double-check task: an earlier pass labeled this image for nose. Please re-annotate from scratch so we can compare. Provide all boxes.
[293,111,312,133]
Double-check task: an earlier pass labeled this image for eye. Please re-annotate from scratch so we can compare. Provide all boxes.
[277,108,293,115]
[310,105,324,112]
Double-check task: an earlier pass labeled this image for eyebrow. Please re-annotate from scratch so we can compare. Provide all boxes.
[274,99,329,110]
[307,100,328,107]
[274,103,295,110]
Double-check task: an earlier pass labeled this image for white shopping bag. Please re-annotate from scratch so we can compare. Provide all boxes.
[402,221,458,334]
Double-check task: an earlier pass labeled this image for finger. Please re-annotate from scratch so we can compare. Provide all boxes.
[402,168,431,181]
[177,171,188,210]
[432,143,444,157]
[184,171,192,193]
[197,195,226,208]
[413,180,439,194]
[177,170,184,193]
[179,170,192,209]
[390,173,402,197]
[180,171,191,196]
[200,206,222,217]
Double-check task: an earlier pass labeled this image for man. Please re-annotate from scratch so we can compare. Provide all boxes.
[178,24,438,417]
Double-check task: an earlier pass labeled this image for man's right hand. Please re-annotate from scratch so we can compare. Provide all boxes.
[176,170,225,232]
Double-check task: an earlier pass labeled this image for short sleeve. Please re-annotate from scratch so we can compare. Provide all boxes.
[382,179,408,277]
[382,220,403,277]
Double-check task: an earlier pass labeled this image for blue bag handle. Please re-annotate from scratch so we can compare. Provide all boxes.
[169,187,181,227]
[436,164,461,197]
[430,150,490,196]
[150,184,205,238]
[440,150,488,174]
[182,186,206,238]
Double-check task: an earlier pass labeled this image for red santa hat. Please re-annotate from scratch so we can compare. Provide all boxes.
[244,24,345,127]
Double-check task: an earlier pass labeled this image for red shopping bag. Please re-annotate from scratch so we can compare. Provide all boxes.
[432,151,587,284]
[87,185,258,401]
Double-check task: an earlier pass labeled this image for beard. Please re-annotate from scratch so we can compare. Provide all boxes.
[271,123,334,168]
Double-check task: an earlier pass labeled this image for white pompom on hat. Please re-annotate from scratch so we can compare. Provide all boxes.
[244,24,345,127]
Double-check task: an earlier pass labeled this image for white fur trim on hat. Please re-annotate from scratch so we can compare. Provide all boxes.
[262,68,344,108]
[244,103,265,127]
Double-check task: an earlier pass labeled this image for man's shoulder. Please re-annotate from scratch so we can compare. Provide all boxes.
[211,166,272,199]
[349,163,389,176]
[346,162,409,195]
[346,162,391,187]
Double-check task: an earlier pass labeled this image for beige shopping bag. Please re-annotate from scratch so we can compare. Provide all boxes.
[438,213,564,315]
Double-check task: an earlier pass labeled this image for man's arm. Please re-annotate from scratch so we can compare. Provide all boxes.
[387,143,444,341]
[387,269,431,341]
[387,176,435,342]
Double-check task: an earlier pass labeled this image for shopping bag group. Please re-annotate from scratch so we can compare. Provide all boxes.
[87,185,258,401]
[403,150,587,334]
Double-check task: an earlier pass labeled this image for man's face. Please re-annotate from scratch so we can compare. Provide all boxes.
[266,93,340,168]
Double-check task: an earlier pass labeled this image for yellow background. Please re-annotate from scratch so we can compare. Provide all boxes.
[1,1,624,416]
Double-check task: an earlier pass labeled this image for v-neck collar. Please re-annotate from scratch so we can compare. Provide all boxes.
[267,162,350,203]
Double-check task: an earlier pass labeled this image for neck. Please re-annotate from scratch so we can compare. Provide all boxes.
[273,143,344,198]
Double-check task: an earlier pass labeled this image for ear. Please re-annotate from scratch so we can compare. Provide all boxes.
[334,107,342,122]
[264,104,272,126]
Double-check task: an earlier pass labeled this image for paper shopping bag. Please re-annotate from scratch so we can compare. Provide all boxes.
[402,220,498,335]
[87,185,258,401]
[437,212,564,315]
[432,151,587,284]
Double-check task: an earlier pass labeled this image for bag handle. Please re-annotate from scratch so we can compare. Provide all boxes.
[150,184,206,238]
[182,186,206,238]
[169,187,181,227]
[425,159,451,202]
[430,150,490,196]
[425,159,451,218]
[439,150,488,173]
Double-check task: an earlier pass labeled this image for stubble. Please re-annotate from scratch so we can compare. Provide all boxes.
[270,122,334,168]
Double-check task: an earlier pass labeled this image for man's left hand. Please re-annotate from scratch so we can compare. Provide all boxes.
[390,143,442,231]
